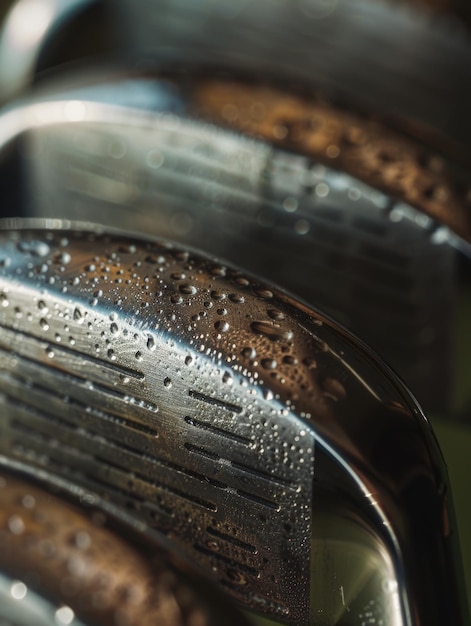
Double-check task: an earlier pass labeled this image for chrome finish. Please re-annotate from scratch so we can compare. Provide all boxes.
[0,75,465,417]
[0,223,467,625]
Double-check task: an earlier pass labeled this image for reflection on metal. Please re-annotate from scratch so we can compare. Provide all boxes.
[0,0,94,104]
[0,223,467,625]
[0,76,464,416]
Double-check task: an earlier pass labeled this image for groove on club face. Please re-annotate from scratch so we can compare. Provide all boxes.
[0,225,467,625]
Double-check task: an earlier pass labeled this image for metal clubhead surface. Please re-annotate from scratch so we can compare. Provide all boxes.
[0,223,467,625]
[0,73,466,417]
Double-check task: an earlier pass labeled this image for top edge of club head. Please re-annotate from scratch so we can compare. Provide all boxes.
[0,73,466,419]
[1,70,470,245]
[0,220,467,625]
[2,0,471,154]
[0,464,254,626]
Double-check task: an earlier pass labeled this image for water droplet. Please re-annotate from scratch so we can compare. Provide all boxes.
[179,284,197,295]
[0,293,9,307]
[8,515,25,535]
[185,355,193,366]
[315,182,330,198]
[229,293,244,304]
[295,219,310,235]
[73,531,91,550]
[10,581,27,600]
[107,349,116,361]
[217,308,227,316]
[164,377,172,388]
[55,606,75,625]
[53,251,71,265]
[348,187,362,201]
[222,372,233,385]
[39,318,49,331]
[211,290,226,301]
[273,124,288,139]
[21,494,35,509]
[171,272,186,281]
[253,288,274,299]
[215,320,230,332]
[210,266,226,277]
[147,336,155,351]
[135,351,143,361]
[146,254,166,265]
[46,348,55,358]
[233,276,250,287]
[261,358,277,370]
[110,322,119,335]
[146,150,165,169]
[326,145,340,159]
[283,197,298,212]
[241,347,256,360]
[267,309,285,321]
[18,240,50,257]
[85,264,96,272]
[171,294,183,304]
[251,321,293,343]
[73,308,83,323]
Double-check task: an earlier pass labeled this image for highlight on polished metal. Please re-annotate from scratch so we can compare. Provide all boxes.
[0,223,467,625]
[0,71,468,419]
[1,0,471,421]
[0,467,252,626]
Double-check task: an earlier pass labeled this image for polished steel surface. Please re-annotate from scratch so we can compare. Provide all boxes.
[0,74,466,417]
[0,224,467,625]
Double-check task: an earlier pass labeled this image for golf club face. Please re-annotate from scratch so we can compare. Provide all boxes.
[0,224,466,625]
[0,466,253,626]
[0,72,468,420]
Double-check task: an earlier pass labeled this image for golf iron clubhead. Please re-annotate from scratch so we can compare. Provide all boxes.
[2,0,471,419]
[0,223,467,626]
[0,72,466,418]
[0,466,253,626]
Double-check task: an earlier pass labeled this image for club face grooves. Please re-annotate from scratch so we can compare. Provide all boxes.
[0,225,466,626]
[0,227,320,624]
